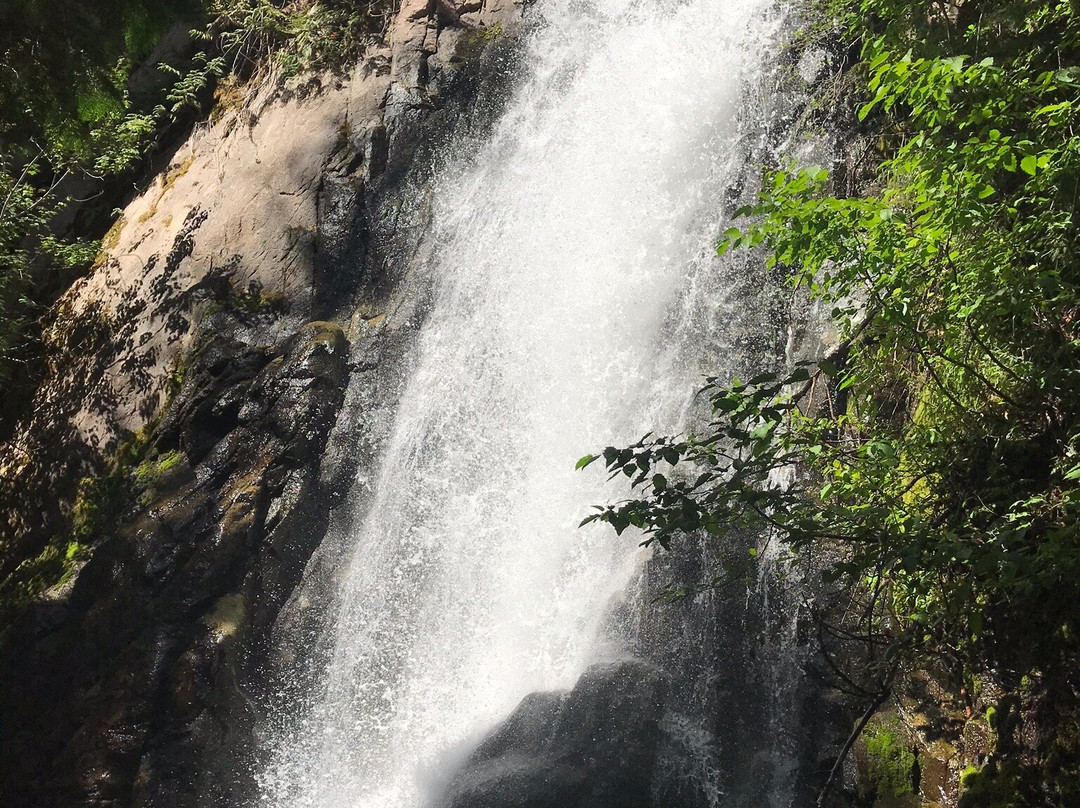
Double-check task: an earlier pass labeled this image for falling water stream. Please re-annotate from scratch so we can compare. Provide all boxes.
[260,0,787,804]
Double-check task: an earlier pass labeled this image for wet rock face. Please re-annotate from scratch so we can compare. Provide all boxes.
[0,2,529,805]
[0,0,526,587]
[0,314,349,808]
[438,660,668,808]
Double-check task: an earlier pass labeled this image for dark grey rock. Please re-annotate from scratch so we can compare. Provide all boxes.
[0,8,533,808]
[439,660,668,808]
[0,314,349,808]
[315,173,369,317]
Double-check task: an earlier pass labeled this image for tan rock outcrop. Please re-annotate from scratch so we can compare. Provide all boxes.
[0,0,523,578]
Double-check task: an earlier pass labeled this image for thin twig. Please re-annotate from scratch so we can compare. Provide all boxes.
[816,654,901,807]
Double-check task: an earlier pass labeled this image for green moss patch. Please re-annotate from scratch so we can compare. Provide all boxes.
[859,714,918,804]
[959,762,1025,808]
[0,426,181,634]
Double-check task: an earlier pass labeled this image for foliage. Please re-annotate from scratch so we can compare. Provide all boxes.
[171,0,395,113]
[0,0,391,425]
[0,0,200,398]
[583,0,1080,681]
[134,448,184,486]
[0,0,388,623]
[958,761,1026,808]
[0,0,197,160]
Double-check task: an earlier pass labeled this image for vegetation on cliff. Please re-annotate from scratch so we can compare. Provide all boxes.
[0,0,396,644]
[0,0,390,434]
[583,0,1080,803]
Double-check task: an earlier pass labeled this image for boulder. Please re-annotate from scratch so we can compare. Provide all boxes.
[439,660,669,808]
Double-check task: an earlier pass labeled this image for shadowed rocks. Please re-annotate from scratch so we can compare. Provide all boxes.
[0,314,349,808]
[439,660,669,808]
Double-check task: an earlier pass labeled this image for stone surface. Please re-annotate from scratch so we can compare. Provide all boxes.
[438,660,669,808]
[0,5,872,808]
[0,313,349,808]
[0,2,529,805]
[0,0,525,586]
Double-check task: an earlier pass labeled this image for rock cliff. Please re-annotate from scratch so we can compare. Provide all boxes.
[0,1,524,805]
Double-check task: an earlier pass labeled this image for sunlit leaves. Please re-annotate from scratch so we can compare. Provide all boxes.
[585,0,1080,661]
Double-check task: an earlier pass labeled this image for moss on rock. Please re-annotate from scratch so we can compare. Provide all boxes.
[855,712,920,807]
[958,761,1024,808]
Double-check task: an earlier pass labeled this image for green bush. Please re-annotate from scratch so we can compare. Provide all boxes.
[958,762,1025,808]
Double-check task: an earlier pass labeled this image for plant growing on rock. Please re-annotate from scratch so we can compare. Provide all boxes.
[0,0,393,430]
[583,0,1080,802]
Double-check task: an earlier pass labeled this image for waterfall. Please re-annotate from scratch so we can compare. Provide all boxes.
[259,0,786,805]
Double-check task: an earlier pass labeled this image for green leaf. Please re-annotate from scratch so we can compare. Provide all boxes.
[575,454,598,470]
[818,359,840,377]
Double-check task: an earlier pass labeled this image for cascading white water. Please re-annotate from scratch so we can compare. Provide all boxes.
[260,0,782,805]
